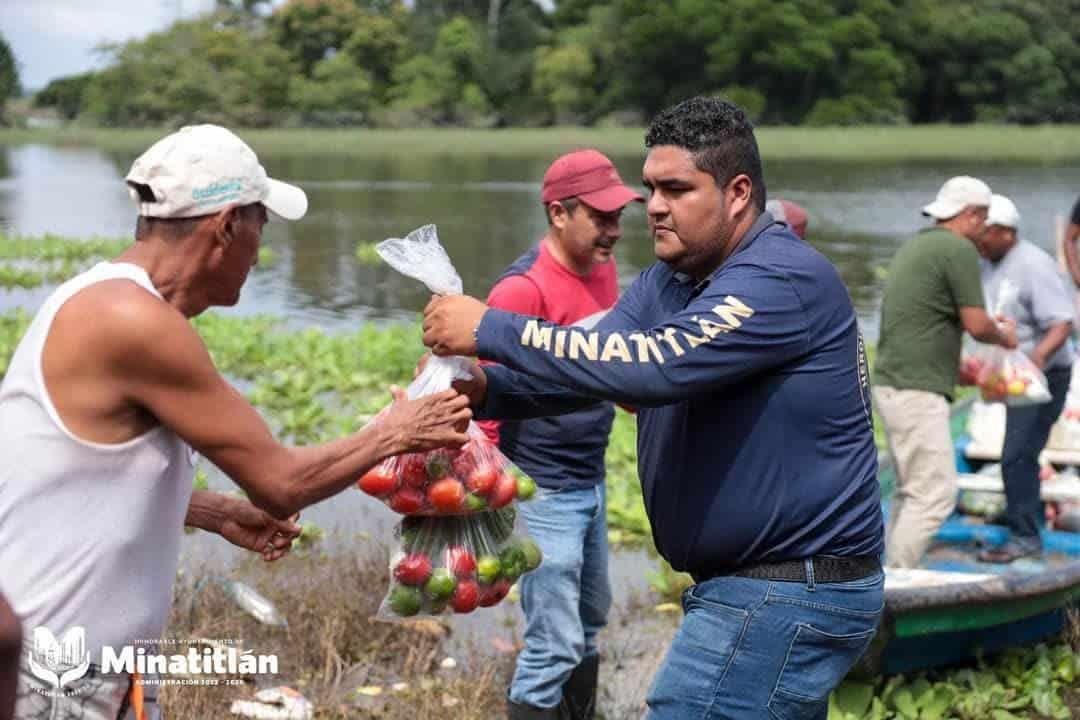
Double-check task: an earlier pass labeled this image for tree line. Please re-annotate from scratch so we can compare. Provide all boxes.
[17,0,1080,128]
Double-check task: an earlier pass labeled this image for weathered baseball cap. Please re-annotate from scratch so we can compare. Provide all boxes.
[541,149,643,212]
[921,176,992,220]
[987,194,1020,229]
[125,124,307,221]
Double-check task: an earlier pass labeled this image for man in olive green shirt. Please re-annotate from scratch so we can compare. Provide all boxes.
[874,176,1017,569]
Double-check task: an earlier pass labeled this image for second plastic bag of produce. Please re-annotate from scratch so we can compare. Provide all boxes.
[379,508,543,618]
[959,342,1051,406]
[354,224,539,515]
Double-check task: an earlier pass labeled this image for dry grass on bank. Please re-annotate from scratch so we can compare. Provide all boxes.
[159,547,515,719]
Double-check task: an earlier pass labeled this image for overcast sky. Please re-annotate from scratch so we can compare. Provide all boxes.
[1,0,220,91]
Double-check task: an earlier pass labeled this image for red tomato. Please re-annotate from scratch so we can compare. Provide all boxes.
[389,487,426,514]
[466,466,499,496]
[427,477,466,513]
[451,444,477,478]
[445,545,477,578]
[478,577,512,607]
[400,455,429,489]
[357,467,397,497]
[487,473,518,509]
[451,579,480,613]
[393,553,432,585]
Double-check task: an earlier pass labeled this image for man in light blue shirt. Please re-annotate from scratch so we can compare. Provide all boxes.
[977,194,1074,562]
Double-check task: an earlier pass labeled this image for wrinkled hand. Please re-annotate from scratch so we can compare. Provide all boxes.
[414,353,488,409]
[996,314,1019,350]
[422,295,489,356]
[382,386,472,454]
[219,500,302,562]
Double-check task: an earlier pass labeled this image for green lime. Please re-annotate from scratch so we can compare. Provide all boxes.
[477,555,501,584]
[388,585,422,616]
[499,545,527,582]
[516,475,537,501]
[424,568,456,600]
[465,494,487,511]
[519,539,543,571]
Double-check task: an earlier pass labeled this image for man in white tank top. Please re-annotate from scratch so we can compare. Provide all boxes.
[0,125,472,720]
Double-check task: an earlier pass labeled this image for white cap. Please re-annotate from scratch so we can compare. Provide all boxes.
[987,194,1020,229]
[125,125,307,221]
[921,176,992,220]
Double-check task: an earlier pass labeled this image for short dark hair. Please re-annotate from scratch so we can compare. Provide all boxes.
[645,96,766,213]
[545,197,580,226]
[135,203,264,242]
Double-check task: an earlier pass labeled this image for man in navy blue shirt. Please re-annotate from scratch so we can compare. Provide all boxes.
[422,96,884,719]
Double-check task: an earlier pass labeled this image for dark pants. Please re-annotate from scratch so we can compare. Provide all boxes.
[1002,365,1072,549]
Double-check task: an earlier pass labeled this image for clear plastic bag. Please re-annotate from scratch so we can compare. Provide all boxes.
[377,224,474,400]
[357,422,537,514]
[960,342,1051,406]
[378,508,543,618]
[356,224,539,515]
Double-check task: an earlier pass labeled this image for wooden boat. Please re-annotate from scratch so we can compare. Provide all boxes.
[861,397,1080,676]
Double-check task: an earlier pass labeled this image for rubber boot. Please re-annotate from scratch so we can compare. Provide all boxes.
[507,698,568,720]
[561,654,599,720]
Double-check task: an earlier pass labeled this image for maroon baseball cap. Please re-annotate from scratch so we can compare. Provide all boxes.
[766,198,808,239]
[541,149,644,212]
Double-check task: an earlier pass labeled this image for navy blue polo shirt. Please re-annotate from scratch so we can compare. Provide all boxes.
[475,213,884,576]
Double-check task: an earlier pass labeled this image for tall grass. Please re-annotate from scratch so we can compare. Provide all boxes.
[2,125,1078,163]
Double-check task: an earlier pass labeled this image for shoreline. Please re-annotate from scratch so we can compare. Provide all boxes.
[2,125,1079,163]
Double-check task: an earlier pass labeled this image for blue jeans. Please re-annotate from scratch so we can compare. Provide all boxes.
[646,567,884,720]
[1002,365,1071,550]
[510,484,612,709]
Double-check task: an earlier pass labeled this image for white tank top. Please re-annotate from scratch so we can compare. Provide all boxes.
[0,262,195,657]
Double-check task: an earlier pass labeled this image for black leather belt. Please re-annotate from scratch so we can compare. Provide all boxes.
[693,556,881,585]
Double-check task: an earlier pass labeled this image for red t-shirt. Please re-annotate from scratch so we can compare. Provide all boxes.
[479,240,618,443]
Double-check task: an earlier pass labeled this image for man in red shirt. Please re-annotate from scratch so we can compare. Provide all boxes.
[483,150,642,720]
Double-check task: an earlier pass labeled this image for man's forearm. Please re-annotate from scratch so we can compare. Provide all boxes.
[245,422,399,519]
[1031,322,1073,368]
[185,490,236,534]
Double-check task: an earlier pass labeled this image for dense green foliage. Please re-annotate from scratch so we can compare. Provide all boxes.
[27,0,1080,128]
[0,33,19,124]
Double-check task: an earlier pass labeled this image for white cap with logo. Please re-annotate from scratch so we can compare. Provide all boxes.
[921,176,992,220]
[125,124,308,221]
[987,194,1020,229]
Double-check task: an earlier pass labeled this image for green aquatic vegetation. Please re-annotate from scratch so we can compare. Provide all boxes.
[0,233,127,290]
[291,522,324,552]
[355,241,381,265]
[0,233,129,262]
[0,265,45,289]
[0,309,30,375]
[0,232,277,292]
[829,643,1080,719]
[605,408,648,545]
[257,246,279,268]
